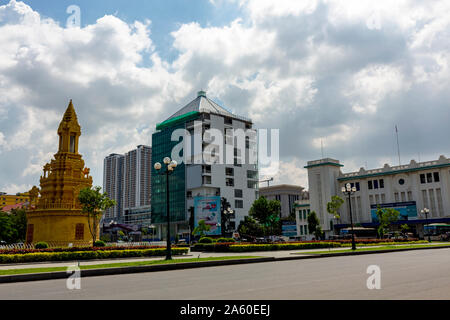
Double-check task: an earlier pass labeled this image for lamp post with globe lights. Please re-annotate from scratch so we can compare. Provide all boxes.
[341,183,357,250]
[420,208,431,242]
[154,157,178,260]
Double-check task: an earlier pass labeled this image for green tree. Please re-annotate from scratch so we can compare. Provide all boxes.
[78,186,116,243]
[0,212,14,243]
[400,224,409,236]
[307,211,322,239]
[192,220,211,237]
[375,207,400,238]
[327,196,344,219]
[10,208,27,241]
[237,216,265,239]
[0,209,27,243]
[248,196,282,236]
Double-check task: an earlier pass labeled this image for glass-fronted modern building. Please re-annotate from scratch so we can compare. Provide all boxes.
[151,91,259,240]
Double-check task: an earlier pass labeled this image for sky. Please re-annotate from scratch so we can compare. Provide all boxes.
[0,0,449,194]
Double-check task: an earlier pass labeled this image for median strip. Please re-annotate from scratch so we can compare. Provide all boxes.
[0,256,271,283]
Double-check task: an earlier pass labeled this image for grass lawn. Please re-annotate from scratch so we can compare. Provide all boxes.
[0,256,260,276]
[300,243,450,255]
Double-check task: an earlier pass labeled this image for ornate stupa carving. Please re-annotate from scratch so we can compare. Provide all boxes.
[26,100,96,245]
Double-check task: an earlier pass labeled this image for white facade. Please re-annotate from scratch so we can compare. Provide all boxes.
[184,101,259,231]
[123,145,152,210]
[306,155,450,237]
[294,200,312,240]
[305,158,343,237]
[103,153,125,222]
[103,146,152,227]
[259,184,306,218]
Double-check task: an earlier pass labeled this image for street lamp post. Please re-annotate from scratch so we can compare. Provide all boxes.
[341,183,357,251]
[420,208,431,242]
[154,157,178,260]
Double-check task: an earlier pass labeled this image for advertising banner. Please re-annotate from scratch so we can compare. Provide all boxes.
[282,221,297,237]
[194,196,222,236]
[370,201,418,222]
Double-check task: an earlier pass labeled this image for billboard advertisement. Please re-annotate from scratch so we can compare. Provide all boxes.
[282,221,297,237]
[194,196,222,236]
[370,201,418,222]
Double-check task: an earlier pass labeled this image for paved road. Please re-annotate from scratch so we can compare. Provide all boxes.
[1,249,450,300]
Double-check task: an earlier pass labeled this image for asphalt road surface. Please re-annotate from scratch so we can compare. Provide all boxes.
[1,249,450,300]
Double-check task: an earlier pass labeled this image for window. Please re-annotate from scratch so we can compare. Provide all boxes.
[225,167,234,176]
[26,224,34,243]
[427,173,432,183]
[75,224,84,240]
[373,180,379,189]
[434,172,440,182]
[234,189,243,198]
[203,176,211,185]
[247,170,258,179]
[275,195,281,201]
[399,178,405,185]
[226,178,234,187]
[247,180,257,189]
[420,174,426,184]
[368,181,373,190]
[203,165,211,174]
[187,191,192,199]
[70,135,76,153]
[224,117,233,125]
[235,200,243,208]
[379,179,384,188]
[355,182,360,191]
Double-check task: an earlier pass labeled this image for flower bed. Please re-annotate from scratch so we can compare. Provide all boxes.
[192,240,428,252]
[0,245,168,255]
[0,248,188,264]
[228,242,343,252]
[192,242,343,252]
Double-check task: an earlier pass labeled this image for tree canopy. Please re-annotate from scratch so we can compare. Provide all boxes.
[375,207,400,238]
[78,186,116,243]
[192,219,211,237]
[0,208,27,243]
[327,196,344,219]
[238,196,282,238]
[307,211,323,239]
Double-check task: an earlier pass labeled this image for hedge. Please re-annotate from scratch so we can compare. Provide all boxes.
[0,248,188,264]
[228,242,343,252]
[0,245,168,255]
[191,243,236,252]
[192,242,343,252]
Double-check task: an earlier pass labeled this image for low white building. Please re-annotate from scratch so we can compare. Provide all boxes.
[306,155,450,238]
[259,184,307,218]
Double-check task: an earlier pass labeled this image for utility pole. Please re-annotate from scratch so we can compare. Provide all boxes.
[259,177,274,187]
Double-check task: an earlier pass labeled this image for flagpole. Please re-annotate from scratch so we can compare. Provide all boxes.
[395,125,401,166]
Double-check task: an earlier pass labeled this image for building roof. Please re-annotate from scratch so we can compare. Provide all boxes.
[338,155,450,181]
[1,203,28,213]
[163,91,252,124]
[259,184,305,192]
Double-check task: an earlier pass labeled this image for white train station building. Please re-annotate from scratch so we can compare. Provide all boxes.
[305,155,450,238]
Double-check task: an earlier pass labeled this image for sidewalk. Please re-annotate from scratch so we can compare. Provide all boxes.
[1,242,446,271]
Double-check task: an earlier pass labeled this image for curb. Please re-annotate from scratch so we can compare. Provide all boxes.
[1,245,449,284]
[0,257,275,284]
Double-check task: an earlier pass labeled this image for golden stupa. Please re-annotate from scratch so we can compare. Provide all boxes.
[26,100,97,246]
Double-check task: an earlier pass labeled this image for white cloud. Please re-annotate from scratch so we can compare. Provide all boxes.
[344,65,410,114]
[0,0,449,193]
